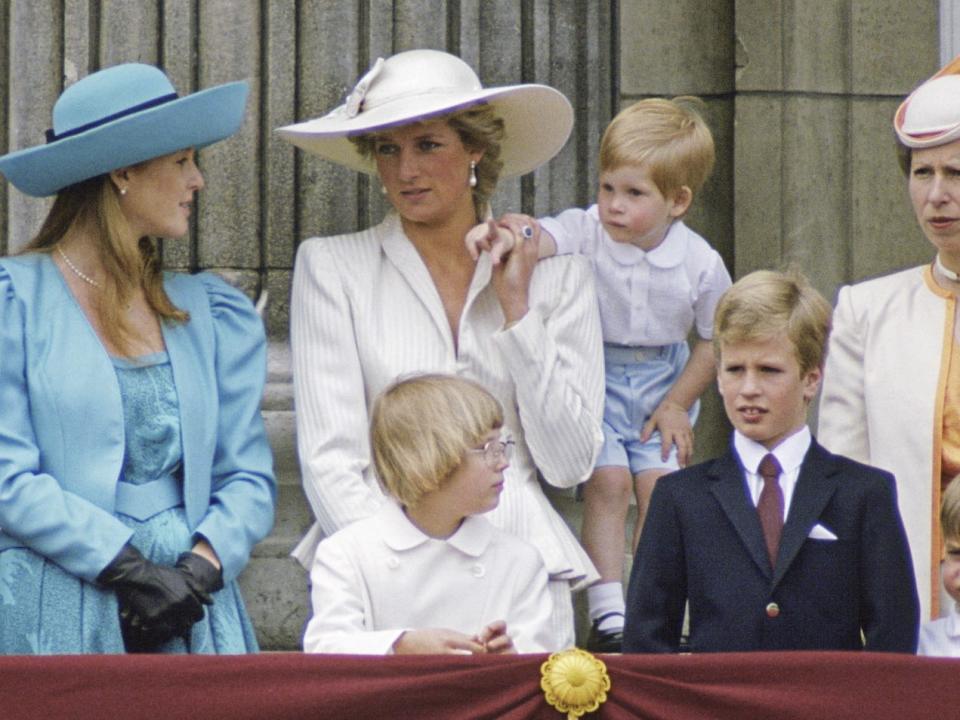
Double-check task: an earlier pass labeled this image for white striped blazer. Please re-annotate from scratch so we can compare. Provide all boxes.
[290,213,604,586]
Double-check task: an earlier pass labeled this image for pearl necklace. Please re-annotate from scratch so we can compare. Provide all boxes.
[57,245,101,288]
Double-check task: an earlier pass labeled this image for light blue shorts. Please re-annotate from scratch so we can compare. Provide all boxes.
[596,342,699,475]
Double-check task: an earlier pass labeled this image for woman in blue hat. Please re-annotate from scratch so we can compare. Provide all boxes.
[0,64,275,654]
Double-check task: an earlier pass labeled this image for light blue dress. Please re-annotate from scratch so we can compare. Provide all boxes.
[0,352,258,654]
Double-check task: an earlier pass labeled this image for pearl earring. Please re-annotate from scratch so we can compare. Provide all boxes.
[469,160,477,188]
[120,187,127,196]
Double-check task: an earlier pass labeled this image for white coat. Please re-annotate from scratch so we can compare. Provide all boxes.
[290,213,604,588]
[303,501,555,654]
[818,265,949,619]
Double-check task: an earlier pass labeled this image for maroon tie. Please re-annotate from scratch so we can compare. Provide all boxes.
[757,453,784,568]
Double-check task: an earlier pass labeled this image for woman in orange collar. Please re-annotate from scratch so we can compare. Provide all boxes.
[819,56,960,622]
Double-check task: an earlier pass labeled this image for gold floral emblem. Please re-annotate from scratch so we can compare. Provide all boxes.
[540,647,611,719]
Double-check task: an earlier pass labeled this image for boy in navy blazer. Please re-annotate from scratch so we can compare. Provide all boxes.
[622,270,919,653]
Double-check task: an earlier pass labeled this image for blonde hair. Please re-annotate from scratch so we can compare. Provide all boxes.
[350,103,505,221]
[599,97,715,201]
[370,374,503,507]
[713,269,832,375]
[942,476,960,543]
[21,174,188,356]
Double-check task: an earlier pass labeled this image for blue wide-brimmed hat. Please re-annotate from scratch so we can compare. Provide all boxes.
[0,63,249,197]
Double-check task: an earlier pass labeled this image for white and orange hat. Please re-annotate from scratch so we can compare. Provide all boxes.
[894,55,960,149]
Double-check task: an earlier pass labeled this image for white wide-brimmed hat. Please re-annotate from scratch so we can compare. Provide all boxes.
[895,55,960,149]
[276,49,573,178]
[0,63,248,197]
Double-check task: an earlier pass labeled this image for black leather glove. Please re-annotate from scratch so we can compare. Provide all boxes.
[174,551,224,603]
[97,543,207,652]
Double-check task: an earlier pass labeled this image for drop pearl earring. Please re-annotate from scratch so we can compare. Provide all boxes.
[469,160,477,188]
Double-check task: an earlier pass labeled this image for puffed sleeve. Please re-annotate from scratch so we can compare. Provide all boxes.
[290,239,383,538]
[692,250,732,341]
[817,285,870,462]
[303,530,403,655]
[492,256,605,488]
[192,274,276,583]
[0,267,132,581]
[538,205,601,256]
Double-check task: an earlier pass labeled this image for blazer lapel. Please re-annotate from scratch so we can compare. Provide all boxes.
[380,215,457,356]
[708,451,772,578]
[772,440,839,586]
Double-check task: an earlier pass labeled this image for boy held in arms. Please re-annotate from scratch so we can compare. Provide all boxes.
[467,98,732,650]
[621,270,919,653]
[919,476,960,656]
[303,374,555,654]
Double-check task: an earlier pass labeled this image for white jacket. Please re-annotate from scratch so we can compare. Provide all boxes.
[819,265,949,619]
[290,213,604,587]
[304,501,555,654]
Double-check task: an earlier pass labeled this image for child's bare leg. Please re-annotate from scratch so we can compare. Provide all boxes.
[631,468,671,552]
[582,465,633,581]
[582,465,632,650]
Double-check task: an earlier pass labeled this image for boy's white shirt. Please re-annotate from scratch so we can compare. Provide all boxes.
[734,426,811,517]
[538,205,731,346]
[918,601,960,656]
[303,499,556,654]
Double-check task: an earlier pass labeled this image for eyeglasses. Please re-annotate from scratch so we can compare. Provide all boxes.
[467,438,515,467]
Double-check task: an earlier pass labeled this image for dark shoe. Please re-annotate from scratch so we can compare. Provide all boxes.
[586,611,624,653]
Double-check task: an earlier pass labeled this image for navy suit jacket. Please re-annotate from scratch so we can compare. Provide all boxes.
[623,438,919,653]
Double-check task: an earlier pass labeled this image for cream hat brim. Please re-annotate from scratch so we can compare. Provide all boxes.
[276,51,573,178]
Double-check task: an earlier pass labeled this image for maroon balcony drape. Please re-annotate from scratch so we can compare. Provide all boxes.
[1,651,955,720]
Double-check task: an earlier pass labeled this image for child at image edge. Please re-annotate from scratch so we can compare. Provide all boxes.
[467,97,732,650]
[302,373,556,654]
[622,270,919,653]
[919,476,960,656]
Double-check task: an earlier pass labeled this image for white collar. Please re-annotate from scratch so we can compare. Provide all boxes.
[947,602,960,638]
[603,220,688,268]
[378,500,494,557]
[935,254,960,282]
[734,426,812,475]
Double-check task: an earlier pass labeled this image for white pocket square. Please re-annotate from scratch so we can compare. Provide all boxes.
[807,523,838,540]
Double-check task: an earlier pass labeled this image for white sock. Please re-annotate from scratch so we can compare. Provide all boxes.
[587,581,625,631]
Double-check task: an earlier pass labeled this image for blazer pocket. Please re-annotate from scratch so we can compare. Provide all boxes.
[807,523,838,541]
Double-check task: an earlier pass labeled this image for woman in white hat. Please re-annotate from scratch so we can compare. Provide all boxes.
[0,63,275,653]
[819,56,960,623]
[279,49,604,650]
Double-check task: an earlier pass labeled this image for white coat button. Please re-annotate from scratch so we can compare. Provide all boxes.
[387,556,400,570]
[471,563,485,578]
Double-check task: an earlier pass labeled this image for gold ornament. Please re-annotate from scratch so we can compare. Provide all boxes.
[540,647,611,719]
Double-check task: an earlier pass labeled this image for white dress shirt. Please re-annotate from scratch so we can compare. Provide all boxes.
[918,603,960,656]
[290,213,604,588]
[303,501,556,654]
[539,206,731,345]
[734,426,812,518]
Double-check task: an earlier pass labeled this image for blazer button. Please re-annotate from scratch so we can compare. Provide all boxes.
[765,602,780,618]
